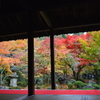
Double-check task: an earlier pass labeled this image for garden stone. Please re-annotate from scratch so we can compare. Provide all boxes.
[58,77,65,84]
[68,81,71,84]
[10,66,19,87]
[0,76,5,85]
[91,75,94,80]
[10,72,18,87]
[68,79,76,84]
[63,79,68,84]
[10,66,19,72]
[58,77,68,84]
[88,80,96,85]
[56,84,59,87]
[4,86,9,89]
[83,84,94,89]
[70,79,76,84]
[0,85,4,89]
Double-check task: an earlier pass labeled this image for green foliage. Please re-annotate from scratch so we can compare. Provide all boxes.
[78,79,85,83]
[47,87,51,89]
[4,77,10,85]
[17,81,28,87]
[17,71,27,82]
[74,81,86,89]
[56,79,59,83]
[82,88,93,90]
[1,32,100,89]
[17,71,28,87]
[9,86,22,89]
[36,86,41,89]
[68,83,73,89]
[92,84,100,89]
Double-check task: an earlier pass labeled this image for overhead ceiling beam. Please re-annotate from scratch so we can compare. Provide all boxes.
[37,12,44,25]
[85,4,88,18]
[16,15,24,27]
[17,0,28,10]
[3,36,8,41]
[0,22,100,37]
[73,6,76,18]
[7,17,16,30]
[0,20,7,30]
[60,9,65,23]
[39,11,52,28]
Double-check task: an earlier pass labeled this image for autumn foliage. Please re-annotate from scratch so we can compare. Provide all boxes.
[0,31,100,83]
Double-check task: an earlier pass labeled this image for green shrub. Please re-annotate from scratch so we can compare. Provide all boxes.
[4,77,10,86]
[17,71,27,82]
[56,79,59,83]
[36,86,41,89]
[47,87,51,89]
[92,84,100,89]
[83,88,93,90]
[68,83,73,89]
[74,81,86,89]
[9,86,22,89]
[78,79,85,83]
[17,81,28,87]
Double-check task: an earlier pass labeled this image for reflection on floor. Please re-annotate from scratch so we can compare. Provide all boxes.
[0,94,100,100]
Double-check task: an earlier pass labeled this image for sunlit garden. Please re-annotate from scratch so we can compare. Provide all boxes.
[0,31,100,90]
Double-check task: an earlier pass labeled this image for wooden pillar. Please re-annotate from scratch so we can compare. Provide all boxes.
[50,29,56,89]
[28,10,34,96]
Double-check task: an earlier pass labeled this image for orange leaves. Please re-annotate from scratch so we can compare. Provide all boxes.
[0,39,26,74]
[8,39,27,51]
[0,42,11,54]
[0,49,10,54]
[0,56,20,73]
[0,56,11,73]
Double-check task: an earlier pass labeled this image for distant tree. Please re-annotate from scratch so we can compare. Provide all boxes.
[63,33,95,80]
[79,31,100,82]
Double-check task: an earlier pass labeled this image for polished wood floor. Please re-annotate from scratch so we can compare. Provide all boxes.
[0,94,100,100]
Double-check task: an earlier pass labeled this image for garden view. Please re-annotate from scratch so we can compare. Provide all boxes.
[0,31,100,90]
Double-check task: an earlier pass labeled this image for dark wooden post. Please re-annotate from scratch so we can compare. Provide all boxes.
[50,29,56,89]
[28,10,34,96]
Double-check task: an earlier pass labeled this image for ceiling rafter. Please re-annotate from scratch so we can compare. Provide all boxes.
[73,6,76,18]
[86,4,88,18]
[11,35,16,40]
[0,0,100,42]
[60,9,65,23]
[16,15,24,27]
[39,11,52,28]
[0,20,7,30]
[7,17,16,30]
[37,12,44,25]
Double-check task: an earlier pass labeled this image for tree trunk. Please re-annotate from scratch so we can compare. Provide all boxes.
[73,70,76,79]
[94,69,99,83]
[76,68,82,80]
[76,71,80,80]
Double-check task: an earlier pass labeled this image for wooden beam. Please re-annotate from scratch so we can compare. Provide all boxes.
[7,17,16,30]
[28,9,34,96]
[73,6,76,18]
[0,20,7,30]
[16,15,24,27]
[50,28,56,89]
[39,11,52,28]
[37,12,44,25]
